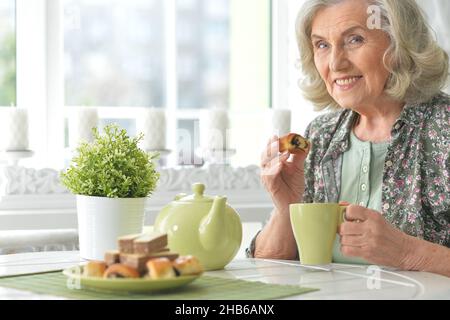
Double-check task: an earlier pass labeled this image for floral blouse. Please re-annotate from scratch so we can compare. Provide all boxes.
[246,92,449,258]
[304,92,450,246]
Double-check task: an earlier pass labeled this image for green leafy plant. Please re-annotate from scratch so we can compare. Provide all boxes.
[60,124,160,198]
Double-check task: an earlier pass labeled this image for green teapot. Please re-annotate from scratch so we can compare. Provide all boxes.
[154,183,242,271]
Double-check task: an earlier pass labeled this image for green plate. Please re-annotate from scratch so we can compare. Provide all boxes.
[63,266,201,293]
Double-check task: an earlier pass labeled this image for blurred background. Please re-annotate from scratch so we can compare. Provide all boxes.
[0,0,448,169]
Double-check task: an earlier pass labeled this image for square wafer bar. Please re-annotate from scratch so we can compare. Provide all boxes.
[120,252,179,274]
[118,233,143,253]
[133,232,168,255]
[104,250,120,266]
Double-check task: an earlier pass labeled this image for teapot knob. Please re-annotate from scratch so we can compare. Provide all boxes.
[192,183,205,198]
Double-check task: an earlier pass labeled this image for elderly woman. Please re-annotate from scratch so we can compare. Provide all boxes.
[248,0,450,277]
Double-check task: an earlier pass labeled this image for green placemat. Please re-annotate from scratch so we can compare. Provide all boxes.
[0,272,318,300]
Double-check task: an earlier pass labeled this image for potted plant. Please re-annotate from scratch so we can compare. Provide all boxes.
[61,124,160,260]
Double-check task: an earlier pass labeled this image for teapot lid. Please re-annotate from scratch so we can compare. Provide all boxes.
[176,183,214,203]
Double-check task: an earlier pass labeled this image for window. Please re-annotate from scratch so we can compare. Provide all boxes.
[7,0,450,171]
[176,0,230,109]
[61,0,272,167]
[0,0,16,106]
[64,0,165,107]
[272,0,318,136]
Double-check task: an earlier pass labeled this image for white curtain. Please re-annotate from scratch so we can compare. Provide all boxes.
[416,0,450,94]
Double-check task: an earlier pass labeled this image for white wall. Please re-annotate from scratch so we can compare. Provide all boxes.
[416,0,450,94]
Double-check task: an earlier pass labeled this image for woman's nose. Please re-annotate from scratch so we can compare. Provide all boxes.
[329,47,350,72]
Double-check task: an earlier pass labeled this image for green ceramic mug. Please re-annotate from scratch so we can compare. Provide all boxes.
[290,203,346,265]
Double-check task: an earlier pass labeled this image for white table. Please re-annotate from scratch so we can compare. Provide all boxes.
[0,251,449,300]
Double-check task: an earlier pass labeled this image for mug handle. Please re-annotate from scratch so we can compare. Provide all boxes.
[338,205,348,226]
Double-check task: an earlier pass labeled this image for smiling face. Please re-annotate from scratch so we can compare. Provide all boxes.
[311,0,392,109]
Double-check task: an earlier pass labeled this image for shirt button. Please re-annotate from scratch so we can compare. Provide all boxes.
[362,166,368,173]
[386,161,393,168]
[361,184,367,191]
[394,124,401,130]
[383,203,390,211]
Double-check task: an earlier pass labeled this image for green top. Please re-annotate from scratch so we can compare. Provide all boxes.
[332,131,389,264]
[299,93,449,248]
[246,93,450,260]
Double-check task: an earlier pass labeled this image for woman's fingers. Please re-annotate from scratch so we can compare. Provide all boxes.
[338,221,364,236]
[284,140,310,171]
[287,150,308,171]
[261,135,311,170]
[267,135,278,147]
[261,137,281,168]
[340,245,363,258]
[340,235,365,247]
[261,135,308,178]
[344,204,369,222]
[261,151,290,176]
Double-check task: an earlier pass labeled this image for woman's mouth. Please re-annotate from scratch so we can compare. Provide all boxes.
[334,76,363,91]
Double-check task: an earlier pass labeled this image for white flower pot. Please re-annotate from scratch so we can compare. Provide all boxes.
[76,195,146,260]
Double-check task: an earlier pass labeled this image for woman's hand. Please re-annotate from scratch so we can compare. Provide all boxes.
[255,135,309,259]
[260,136,309,212]
[338,204,413,269]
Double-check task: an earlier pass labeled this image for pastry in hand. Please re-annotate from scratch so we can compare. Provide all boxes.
[83,261,107,278]
[146,258,176,279]
[103,264,140,279]
[279,133,309,154]
[172,255,203,276]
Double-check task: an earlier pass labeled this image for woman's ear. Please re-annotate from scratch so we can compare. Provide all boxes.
[382,45,395,72]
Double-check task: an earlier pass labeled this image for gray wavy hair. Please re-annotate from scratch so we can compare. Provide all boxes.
[296,0,449,111]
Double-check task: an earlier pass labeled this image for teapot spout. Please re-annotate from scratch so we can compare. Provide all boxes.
[199,196,226,251]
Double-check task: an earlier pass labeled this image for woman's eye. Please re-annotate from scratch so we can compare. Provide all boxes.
[348,35,364,45]
[315,41,329,49]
